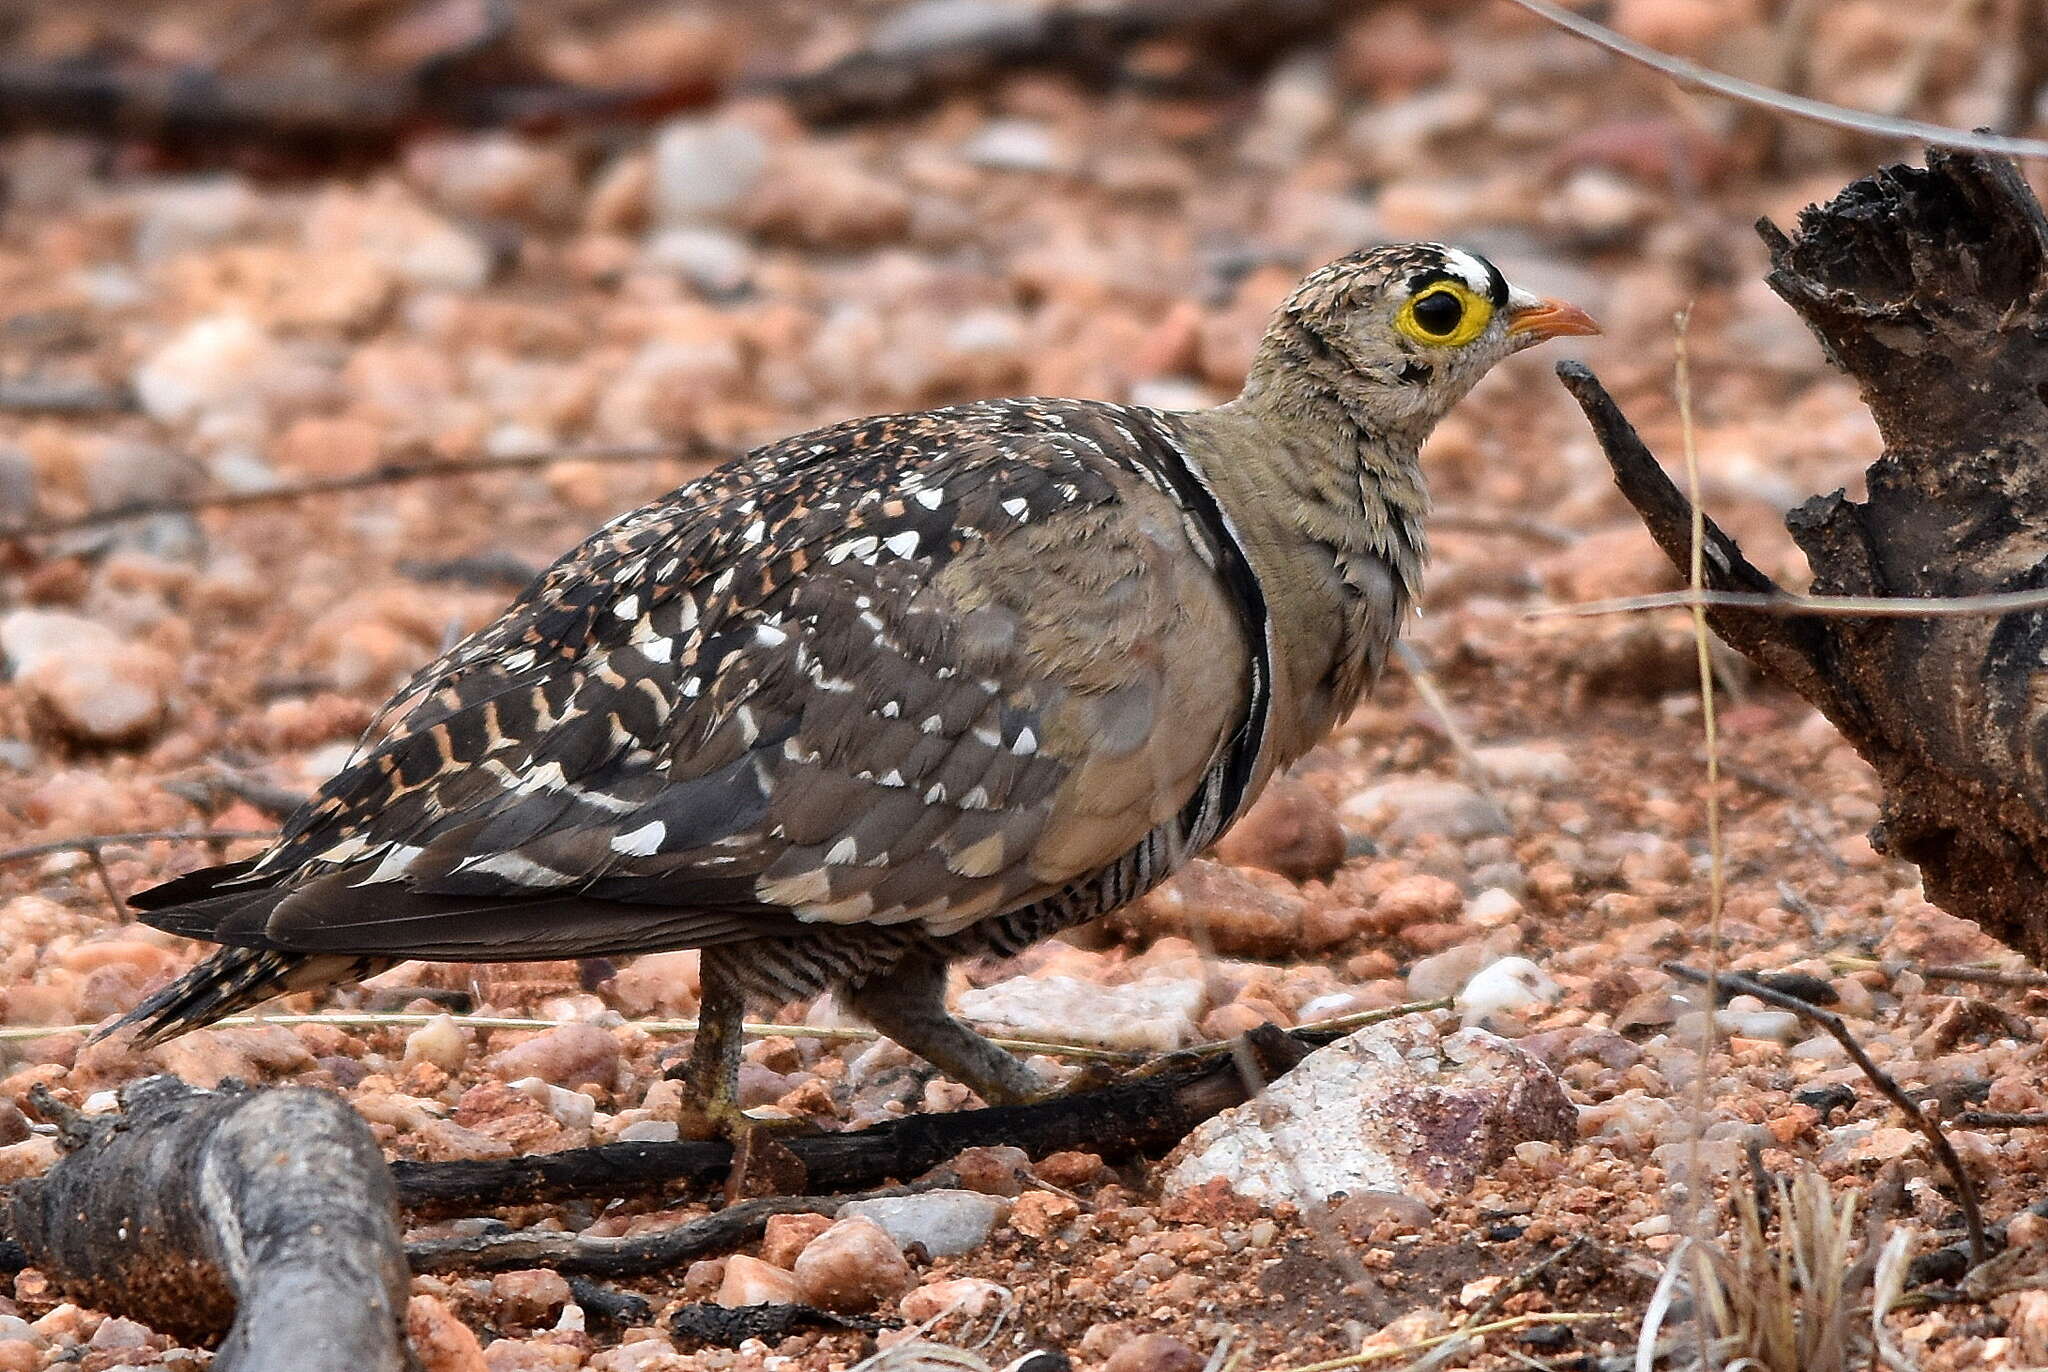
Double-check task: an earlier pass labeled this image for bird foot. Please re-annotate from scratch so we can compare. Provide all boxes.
[673,1087,814,1200]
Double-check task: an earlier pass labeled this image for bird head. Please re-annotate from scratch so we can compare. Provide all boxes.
[1245,242,1599,442]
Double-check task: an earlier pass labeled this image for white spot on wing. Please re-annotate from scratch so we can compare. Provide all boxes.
[611,820,666,856]
[883,531,920,559]
[358,844,423,884]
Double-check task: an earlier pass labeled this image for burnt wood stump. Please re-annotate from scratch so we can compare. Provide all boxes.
[1560,147,2048,967]
[6,1076,412,1371]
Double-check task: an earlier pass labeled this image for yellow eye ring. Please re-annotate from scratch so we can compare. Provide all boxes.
[1395,282,1493,348]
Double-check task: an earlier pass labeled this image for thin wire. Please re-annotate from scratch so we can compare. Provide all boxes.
[1503,0,2048,161]
[1527,585,2048,620]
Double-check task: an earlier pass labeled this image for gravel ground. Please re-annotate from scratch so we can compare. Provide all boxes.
[3,1,2048,1368]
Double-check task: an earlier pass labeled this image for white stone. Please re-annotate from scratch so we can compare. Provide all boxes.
[1341,777,1509,841]
[134,313,281,424]
[961,120,1064,173]
[131,176,265,262]
[1457,957,1561,1027]
[403,1014,468,1074]
[837,1189,1011,1257]
[650,118,769,227]
[956,974,1204,1053]
[1466,887,1525,927]
[1472,744,1575,787]
[1162,1018,1575,1206]
[0,610,173,745]
[869,0,1039,55]
[617,1118,680,1143]
[642,227,755,294]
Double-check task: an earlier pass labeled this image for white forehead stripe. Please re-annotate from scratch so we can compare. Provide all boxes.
[1441,247,1494,296]
[1505,283,1543,310]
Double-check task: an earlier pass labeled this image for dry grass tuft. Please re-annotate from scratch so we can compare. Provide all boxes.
[1646,1167,1917,1372]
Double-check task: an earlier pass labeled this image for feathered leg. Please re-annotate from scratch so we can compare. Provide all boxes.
[843,954,1047,1105]
[675,945,807,1197]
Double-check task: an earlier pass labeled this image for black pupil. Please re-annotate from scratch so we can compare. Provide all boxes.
[1412,290,1464,336]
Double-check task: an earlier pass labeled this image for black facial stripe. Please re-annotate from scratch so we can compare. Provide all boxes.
[1481,256,1508,307]
[1406,269,1458,295]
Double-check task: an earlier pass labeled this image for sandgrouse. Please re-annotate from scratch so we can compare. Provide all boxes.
[113,243,1595,1140]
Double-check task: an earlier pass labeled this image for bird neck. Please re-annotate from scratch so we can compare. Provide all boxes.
[1211,365,1431,596]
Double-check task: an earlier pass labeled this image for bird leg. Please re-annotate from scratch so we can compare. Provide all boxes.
[675,947,807,1198]
[844,955,1049,1106]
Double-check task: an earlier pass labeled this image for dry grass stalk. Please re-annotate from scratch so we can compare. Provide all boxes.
[1642,1168,1919,1372]
[1695,1170,1861,1371]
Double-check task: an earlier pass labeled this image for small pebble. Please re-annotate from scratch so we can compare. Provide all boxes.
[1458,957,1562,1027]
[718,1254,807,1308]
[760,1212,835,1268]
[900,1277,1011,1323]
[1103,1333,1206,1372]
[793,1216,914,1313]
[839,1190,1011,1257]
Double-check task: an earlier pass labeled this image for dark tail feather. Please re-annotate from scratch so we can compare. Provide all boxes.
[101,946,385,1049]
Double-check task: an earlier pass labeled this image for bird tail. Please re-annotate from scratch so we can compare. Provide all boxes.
[101,946,389,1049]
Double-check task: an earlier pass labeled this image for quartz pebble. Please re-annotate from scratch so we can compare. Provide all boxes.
[650,118,770,227]
[1457,957,1563,1027]
[838,1189,1012,1257]
[760,1212,835,1268]
[404,1015,469,1074]
[1164,1018,1575,1205]
[717,1255,807,1307]
[486,1023,620,1090]
[792,1215,914,1312]
[1343,777,1510,841]
[0,611,175,746]
[1214,776,1347,881]
[900,1277,1010,1323]
[956,974,1203,1054]
[1104,1333,1206,1372]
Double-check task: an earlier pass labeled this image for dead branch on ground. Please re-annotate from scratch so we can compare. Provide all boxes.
[774,0,1358,125]
[394,1021,1318,1219]
[5,1077,410,1369]
[0,1,714,164]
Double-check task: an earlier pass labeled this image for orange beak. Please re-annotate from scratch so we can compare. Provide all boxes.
[1507,297,1601,343]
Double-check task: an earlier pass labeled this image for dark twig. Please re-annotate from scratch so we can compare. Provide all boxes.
[0,378,135,415]
[0,829,276,868]
[1920,964,2048,990]
[0,52,714,163]
[773,0,1353,124]
[1955,1112,2048,1129]
[407,1184,936,1276]
[1,443,720,541]
[394,1022,1317,1217]
[1665,962,1988,1268]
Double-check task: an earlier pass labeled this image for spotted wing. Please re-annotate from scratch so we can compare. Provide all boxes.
[135,401,1256,960]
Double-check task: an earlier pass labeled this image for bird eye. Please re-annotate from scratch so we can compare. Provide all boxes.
[1394,280,1493,348]
[1409,289,1464,337]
